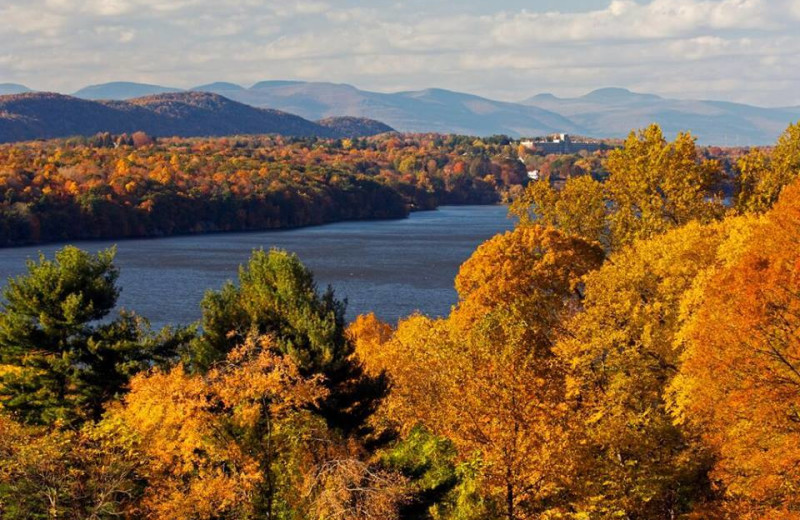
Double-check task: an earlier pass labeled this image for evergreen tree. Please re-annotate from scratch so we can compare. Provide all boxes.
[0,246,185,425]
[190,248,387,437]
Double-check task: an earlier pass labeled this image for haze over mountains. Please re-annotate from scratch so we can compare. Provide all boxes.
[522,88,800,147]
[0,84,31,96]
[71,81,800,145]
[73,81,183,100]
[0,91,394,144]
[198,81,584,139]
[3,80,800,144]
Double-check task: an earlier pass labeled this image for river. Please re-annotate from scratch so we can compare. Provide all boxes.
[0,206,514,328]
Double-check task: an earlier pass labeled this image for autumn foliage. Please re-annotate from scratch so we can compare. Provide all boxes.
[2,122,800,519]
[0,133,525,247]
[671,179,800,519]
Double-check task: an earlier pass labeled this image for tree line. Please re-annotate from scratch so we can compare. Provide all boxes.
[0,122,799,519]
[0,133,527,247]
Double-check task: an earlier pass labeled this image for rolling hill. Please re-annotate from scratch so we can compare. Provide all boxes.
[0,91,395,144]
[0,83,32,96]
[200,81,583,137]
[316,116,394,137]
[73,81,182,100]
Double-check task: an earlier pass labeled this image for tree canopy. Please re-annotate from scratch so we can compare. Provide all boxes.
[2,121,800,519]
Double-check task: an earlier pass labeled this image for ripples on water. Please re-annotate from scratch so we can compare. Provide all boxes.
[0,206,514,328]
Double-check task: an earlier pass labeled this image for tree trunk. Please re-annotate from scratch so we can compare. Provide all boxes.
[506,471,515,520]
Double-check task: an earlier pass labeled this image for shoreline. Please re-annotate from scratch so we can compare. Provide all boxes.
[0,202,507,251]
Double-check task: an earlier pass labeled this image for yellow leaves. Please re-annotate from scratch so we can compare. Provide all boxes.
[370,314,451,434]
[670,177,800,513]
[362,225,607,518]
[511,174,607,246]
[0,413,143,518]
[113,334,326,520]
[304,456,410,520]
[512,124,727,255]
[210,336,326,427]
[122,363,219,479]
[148,165,173,185]
[64,179,79,196]
[114,157,131,176]
[735,123,800,215]
[736,148,773,213]
[347,312,394,378]
[0,363,22,378]
[606,125,722,246]
[552,217,751,516]
[453,225,604,329]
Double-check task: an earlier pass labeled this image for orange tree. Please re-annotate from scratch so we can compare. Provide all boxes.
[671,178,800,518]
[358,226,604,519]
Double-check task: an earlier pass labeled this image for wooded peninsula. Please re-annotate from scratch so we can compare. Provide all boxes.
[0,133,528,247]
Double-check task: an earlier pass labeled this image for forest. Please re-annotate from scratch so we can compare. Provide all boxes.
[0,121,799,520]
[0,132,528,247]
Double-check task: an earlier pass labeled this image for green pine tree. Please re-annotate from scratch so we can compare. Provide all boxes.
[189,248,388,436]
[0,246,188,426]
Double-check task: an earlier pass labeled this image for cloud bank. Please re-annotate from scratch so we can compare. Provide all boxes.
[0,0,798,105]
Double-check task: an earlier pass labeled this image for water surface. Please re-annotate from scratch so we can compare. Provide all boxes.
[0,206,514,328]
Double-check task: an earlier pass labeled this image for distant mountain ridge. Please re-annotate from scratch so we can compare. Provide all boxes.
[0,83,31,96]
[5,80,800,144]
[175,81,800,144]
[519,87,800,146]
[73,81,182,100]
[202,81,583,138]
[0,91,395,144]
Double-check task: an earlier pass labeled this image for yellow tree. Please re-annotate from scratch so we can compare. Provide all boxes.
[510,174,607,246]
[113,335,326,520]
[555,216,754,519]
[451,225,605,329]
[605,124,722,248]
[348,312,394,379]
[735,121,800,214]
[510,125,723,251]
[0,414,143,520]
[671,178,800,519]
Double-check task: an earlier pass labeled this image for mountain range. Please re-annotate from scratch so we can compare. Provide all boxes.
[0,91,394,144]
[3,80,800,144]
[521,88,800,147]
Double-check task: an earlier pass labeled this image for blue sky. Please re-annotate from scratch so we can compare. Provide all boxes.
[1,0,799,106]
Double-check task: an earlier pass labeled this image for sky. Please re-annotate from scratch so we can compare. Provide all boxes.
[1,0,799,106]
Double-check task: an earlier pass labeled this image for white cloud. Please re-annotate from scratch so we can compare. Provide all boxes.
[0,0,798,106]
[490,0,777,45]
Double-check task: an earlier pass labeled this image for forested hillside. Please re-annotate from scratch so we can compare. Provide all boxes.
[0,122,799,519]
[0,92,394,144]
[0,133,526,246]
